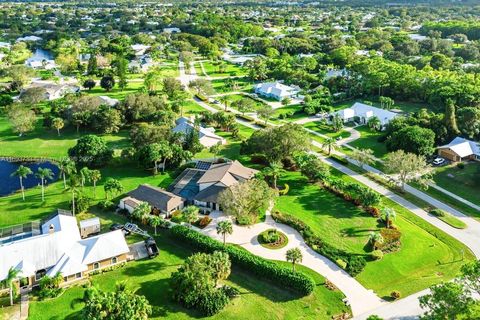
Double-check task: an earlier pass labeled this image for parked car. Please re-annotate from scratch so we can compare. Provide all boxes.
[432,157,446,166]
[145,237,159,258]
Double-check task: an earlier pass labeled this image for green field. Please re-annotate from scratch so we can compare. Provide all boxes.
[211,78,254,94]
[27,222,348,320]
[275,170,474,298]
[348,126,387,159]
[303,122,352,140]
[201,61,247,78]
[433,162,480,207]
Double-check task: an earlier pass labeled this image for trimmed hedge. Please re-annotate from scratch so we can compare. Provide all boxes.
[170,225,315,295]
[272,211,366,276]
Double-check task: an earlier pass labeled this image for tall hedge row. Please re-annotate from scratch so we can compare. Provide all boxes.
[272,211,366,276]
[170,225,315,295]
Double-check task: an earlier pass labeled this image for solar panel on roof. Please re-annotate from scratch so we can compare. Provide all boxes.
[195,161,212,170]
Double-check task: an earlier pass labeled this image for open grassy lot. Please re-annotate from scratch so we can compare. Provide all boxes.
[304,122,352,140]
[28,224,348,320]
[202,61,247,78]
[348,126,387,159]
[274,170,474,298]
[211,77,254,94]
[225,94,266,111]
[86,80,144,100]
[432,162,480,207]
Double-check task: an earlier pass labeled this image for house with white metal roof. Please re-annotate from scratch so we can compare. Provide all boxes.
[0,212,129,289]
[173,117,226,148]
[437,137,480,162]
[332,102,398,127]
[254,81,300,101]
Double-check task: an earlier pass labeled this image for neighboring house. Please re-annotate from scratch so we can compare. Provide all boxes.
[131,44,151,56]
[120,184,184,217]
[222,53,260,66]
[25,58,56,70]
[437,137,480,162]
[409,33,428,42]
[332,102,398,127]
[0,211,129,289]
[167,160,258,213]
[325,68,349,80]
[254,81,300,101]
[173,117,226,148]
[97,95,119,106]
[163,27,181,34]
[27,82,80,100]
[79,217,100,238]
[16,35,42,42]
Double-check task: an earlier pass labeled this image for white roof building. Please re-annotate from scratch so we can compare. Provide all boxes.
[131,44,151,56]
[163,27,181,34]
[438,137,480,161]
[0,213,129,283]
[16,35,42,42]
[333,102,398,126]
[409,34,428,42]
[173,117,226,148]
[254,81,300,101]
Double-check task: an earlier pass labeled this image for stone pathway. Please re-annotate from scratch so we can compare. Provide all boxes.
[19,293,28,320]
[198,210,386,317]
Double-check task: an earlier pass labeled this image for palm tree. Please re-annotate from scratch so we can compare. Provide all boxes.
[382,207,396,228]
[368,232,384,250]
[182,206,199,226]
[148,215,162,235]
[36,167,54,202]
[132,202,151,224]
[286,248,303,273]
[322,137,337,155]
[57,158,76,189]
[216,220,233,245]
[367,116,381,131]
[262,162,284,189]
[80,167,91,188]
[219,95,229,111]
[11,165,32,201]
[5,267,20,306]
[68,174,81,216]
[88,169,102,199]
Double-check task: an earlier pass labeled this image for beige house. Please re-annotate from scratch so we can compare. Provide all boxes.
[438,137,480,162]
[120,184,185,217]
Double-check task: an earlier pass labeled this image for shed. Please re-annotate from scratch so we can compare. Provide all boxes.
[79,217,101,238]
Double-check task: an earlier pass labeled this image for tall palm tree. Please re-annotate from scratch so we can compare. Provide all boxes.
[68,174,81,216]
[88,169,102,199]
[5,267,20,306]
[382,207,396,228]
[80,167,91,188]
[132,202,151,224]
[322,137,337,155]
[58,158,76,189]
[11,165,32,201]
[219,95,229,111]
[216,220,233,245]
[35,167,54,202]
[368,232,384,250]
[148,215,162,235]
[262,162,284,189]
[286,247,303,273]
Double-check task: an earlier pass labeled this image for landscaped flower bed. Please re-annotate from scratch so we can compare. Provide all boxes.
[257,229,289,249]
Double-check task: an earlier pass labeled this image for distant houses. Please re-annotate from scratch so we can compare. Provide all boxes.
[254,81,300,101]
[332,102,398,127]
[0,211,129,290]
[173,117,226,148]
[25,82,80,101]
[437,137,480,162]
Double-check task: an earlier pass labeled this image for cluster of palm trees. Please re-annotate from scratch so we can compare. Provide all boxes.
[368,207,397,249]
[11,165,54,201]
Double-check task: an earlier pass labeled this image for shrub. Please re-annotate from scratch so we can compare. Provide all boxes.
[196,290,230,316]
[379,228,402,253]
[196,216,212,228]
[170,225,315,295]
[171,210,184,223]
[430,208,446,217]
[329,154,349,165]
[261,229,281,244]
[336,259,347,269]
[98,200,114,211]
[371,250,383,260]
[222,285,240,298]
[390,290,401,300]
[457,162,465,169]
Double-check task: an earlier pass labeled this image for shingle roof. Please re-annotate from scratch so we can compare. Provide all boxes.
[197,160,258,185]
[194,185,226,203]
[128,184,184,212]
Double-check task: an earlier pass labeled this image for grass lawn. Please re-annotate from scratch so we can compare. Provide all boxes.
[348,126,387,159]
[211,78,254,94]
[85,80,144,100]
[0,116,129,159]
[225,94,266,111]
[28,227,348,320]
[304,122,351,140]
[202,61,247,78]
[275,170,474,298]
[432,162,480,207]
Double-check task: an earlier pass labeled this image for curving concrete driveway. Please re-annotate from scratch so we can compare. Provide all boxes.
[198,210,386,317]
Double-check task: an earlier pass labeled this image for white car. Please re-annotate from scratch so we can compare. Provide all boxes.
[432,158,445,166]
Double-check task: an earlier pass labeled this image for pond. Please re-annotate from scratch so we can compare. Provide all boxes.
[25,48,54,64]
[0,160,60,197]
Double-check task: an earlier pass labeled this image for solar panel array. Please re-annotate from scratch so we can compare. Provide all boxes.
[196,161,213,170]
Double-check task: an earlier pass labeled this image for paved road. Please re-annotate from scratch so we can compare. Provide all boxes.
[198,210,386,316]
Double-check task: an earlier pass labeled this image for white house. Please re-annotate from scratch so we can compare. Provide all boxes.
[163,27,181,34]
[437,137,480,162]
[333,102,398,127]
[173,117,226,148]
[0,212,129,289]
[131,44,150,56]
[16,35,42,42]
[27,83,80,101]
[254,81,300,101]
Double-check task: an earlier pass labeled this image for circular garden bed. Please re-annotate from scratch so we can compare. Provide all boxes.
[257,229,289,250]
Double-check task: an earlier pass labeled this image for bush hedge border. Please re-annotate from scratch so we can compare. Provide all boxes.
[170,225,315,295]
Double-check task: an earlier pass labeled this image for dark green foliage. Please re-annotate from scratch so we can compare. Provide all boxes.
[386,125,435,156]
[272,211,367,276]
[68,135,113,168]
[170,225,315,295]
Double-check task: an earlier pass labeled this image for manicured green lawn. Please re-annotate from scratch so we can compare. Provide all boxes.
[432,162,480,207]
[304,122,351,140]
[211,77,254,94]
[275,170,474,298]
[86,80,144,100]
[28,228,348,320]
[225,94,266,111]
[202,61,247,78]
[0,116,129,159]
[348,126,387,159]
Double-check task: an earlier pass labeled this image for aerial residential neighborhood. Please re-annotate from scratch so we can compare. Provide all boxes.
[1,0,480,319]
